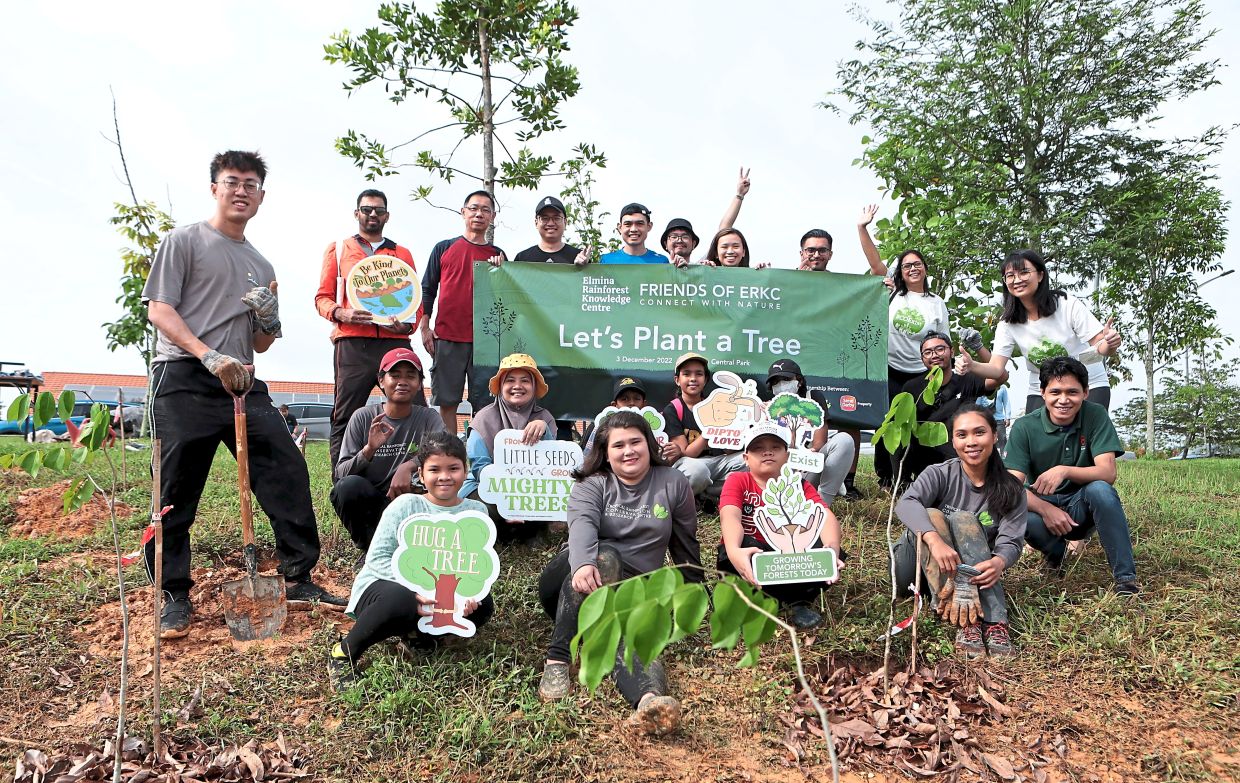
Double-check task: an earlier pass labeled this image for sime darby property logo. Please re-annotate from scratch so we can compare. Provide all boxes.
[839,395,857,412]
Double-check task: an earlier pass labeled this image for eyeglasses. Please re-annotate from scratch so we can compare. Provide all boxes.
[667,232,693,242]
[1003,267,1036,283]
[536,214,564,224]
[215,178,262,195]
[357,206,388,216]
[902,260,925,269]
[464,205,495,215]
[801,246,832,255]
[921,345,951,357]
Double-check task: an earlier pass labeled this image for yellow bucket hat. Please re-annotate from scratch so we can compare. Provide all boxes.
[488,353,550,398]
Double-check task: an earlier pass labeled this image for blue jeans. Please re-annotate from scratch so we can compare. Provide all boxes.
[1024,481,1136,584]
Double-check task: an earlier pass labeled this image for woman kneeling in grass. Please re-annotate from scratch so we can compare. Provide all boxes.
[536,410,701,735]
[329,431,493,688]
[718,423,844,630]
[893,404,1026,659]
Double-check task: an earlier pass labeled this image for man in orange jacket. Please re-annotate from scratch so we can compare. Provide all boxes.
[316,189,423,471]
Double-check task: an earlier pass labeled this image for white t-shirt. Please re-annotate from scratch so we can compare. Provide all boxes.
[992,294,1106,395]
[887,292,950,373]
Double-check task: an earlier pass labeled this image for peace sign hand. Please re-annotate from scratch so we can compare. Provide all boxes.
[736,167,751,197]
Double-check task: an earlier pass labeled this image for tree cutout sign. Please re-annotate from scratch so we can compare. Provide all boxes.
[766,393,826,473]
[478,429,584,521]
[346,255,422,323]
[592,405,668,446]
[750,464,839,586]
[391,510,500,637]
[693,371,767,450]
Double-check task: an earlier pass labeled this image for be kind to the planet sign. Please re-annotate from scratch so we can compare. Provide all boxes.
[392,510,500,637]
[346,255,422,323]
[478,429,584,521]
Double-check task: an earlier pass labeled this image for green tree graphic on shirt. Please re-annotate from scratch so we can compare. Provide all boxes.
[652,504,669,519]
[892,306,926,334]
[1026,337,1069,368]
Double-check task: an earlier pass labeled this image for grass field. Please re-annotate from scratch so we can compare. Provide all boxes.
[0,439,1237,782]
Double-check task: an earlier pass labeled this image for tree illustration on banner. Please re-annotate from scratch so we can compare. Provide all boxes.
[767,393,824,449]
[480,299,518,366]
[836,349,849,378]
[392,510,500,637]
[850,316,884,378]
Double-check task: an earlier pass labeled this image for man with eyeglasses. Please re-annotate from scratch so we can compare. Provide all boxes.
[514,196,589,265]
[660,167,752,267]
[420,190,506,432]
[143,150,344,639]
[600,204,669,264]
[893,332,996,482]
[316,189,424,470]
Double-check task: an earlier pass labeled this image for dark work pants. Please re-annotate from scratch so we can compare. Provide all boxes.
[889,442,951,488]
[538,547,667,708]
[892,509,1008,623]
[716,537,827,607]
[145,360,320,598]
[875,366,925,485]
[1025,386,1110,414]
[330,337,419,469]
[343,579,494,663]
[330,475,390,551]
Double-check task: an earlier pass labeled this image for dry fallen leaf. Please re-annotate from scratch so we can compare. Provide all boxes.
[982,752,1019,780]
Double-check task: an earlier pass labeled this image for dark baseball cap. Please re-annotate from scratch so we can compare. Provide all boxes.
[379,347,423,373]
[660,218,699,251]
[613,377,647,399]
[619,202,651,220]
[535,195,566,216]
[766,358,803,385]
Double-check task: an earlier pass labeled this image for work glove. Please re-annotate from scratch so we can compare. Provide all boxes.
[201,350,252,393]
[935,563,983,627]
[242,285,282,336]
[959,327,984,353]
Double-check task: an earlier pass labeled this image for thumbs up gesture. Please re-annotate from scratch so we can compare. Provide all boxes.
[953,344,973,376]
[1096,317,1122,355]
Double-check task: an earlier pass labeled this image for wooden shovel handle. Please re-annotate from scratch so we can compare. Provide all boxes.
[234,394,255,548]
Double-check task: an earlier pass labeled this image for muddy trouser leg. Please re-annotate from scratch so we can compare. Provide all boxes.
[544,546,622,663]
[343,579,494,662]
[893,510,954,604]
[942,510,1007,623]
[234,389,322,583]
[804,431,854,507]
[613,648,668,709]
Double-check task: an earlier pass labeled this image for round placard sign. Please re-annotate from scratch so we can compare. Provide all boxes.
[345,255,422,323]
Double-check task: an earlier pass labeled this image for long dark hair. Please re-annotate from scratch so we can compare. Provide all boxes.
[706,228,750,267]
[999,249,1066,324]
[572,410,667,481]
[889,249,931,302]
[949,404,1023,520]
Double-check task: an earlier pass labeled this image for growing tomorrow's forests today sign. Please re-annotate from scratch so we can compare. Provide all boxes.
[471,264,889,429]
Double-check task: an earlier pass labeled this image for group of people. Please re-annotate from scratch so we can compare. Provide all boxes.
[139,150,1140,735]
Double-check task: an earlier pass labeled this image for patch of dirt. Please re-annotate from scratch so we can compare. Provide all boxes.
[73,565,354,685]
[10,481,134,539]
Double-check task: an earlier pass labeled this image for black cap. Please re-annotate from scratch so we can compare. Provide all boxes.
[766,358,804,385]
[613,376,647,399]
[619,202,651,220]
[535,195,566,216]
[660,218,699,251]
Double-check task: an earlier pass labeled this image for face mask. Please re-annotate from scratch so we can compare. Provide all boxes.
[772,379,799,396]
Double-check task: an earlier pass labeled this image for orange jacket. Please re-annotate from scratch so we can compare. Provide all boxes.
[315,236,423,342]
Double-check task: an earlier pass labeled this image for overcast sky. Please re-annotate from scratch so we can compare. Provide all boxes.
[2,0,1237,414]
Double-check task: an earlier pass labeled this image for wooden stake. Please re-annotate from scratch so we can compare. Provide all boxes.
[151,439,163,759]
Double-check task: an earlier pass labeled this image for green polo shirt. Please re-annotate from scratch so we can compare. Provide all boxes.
[1005,401,1123,494]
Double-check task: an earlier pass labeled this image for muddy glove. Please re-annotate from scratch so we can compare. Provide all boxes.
[959,328,983,353]
[241,285,282,336]
[937,563,983,627]
[201,350,251,393]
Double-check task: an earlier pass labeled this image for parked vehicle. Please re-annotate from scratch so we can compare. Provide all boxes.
[283,402,334,441]
[0,400,144,437]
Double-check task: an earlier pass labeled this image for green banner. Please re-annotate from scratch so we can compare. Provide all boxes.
[470,264,889,429]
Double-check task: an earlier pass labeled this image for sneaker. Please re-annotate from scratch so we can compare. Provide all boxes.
[843,478,864,501]
[327,641,358,691]
[538,661,572,701]
[1041,548,1066,577]
[286,580,348,608]
[159,596,192,639]
[955,624,986,660]
[628,694,681,736]
[983,622,1015,657]
[788,603,823,630]
[1115,581,1141,597]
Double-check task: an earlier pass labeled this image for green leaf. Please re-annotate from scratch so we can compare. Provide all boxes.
[626,598,672,668]
[63,479,83,515]
[576,584,612,636]
[613,576,646,619]
[882,422,904,454]
[42,447,69,472]
[72,477,95,511]
[709,578,749,650]
[82,406,110,451]
[914,420,949,448]
[34,392,56,428]
[577,615,621,694]
[6,394,29,423]
[669,584,709,642]
[17,450,41,479]
[72,446,91,464]
[0,454,11,469]
[643,567,679,607]
[57,390,75,420]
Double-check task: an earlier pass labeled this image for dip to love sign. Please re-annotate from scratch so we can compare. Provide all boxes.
[477,429,584,521]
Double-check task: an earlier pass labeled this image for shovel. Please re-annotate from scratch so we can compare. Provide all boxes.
[221,386,287,641]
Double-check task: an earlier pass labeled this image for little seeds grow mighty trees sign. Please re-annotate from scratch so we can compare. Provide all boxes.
[478,430,584,521]
[392,510,500,637]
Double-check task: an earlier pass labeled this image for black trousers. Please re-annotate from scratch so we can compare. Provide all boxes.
[716,537,826,607]
[145,360,320,598]
[343,579,494,663]
[330,337,421,469]
[875,366,925,484]
[889,442,951,488]
[330,475,391,551]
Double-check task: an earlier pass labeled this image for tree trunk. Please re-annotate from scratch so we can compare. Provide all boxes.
[1144,336,1155,455]
[478,18,497,245]
[430,571,467,630]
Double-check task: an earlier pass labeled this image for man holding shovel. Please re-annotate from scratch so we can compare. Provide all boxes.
[144,150,344,640]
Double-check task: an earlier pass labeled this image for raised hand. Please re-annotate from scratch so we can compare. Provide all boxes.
[858,204,879,228]
[953,344,974,375]
[736,166,752,198]
[242,280,281,335]
[1096,317,1122,354]
[365,413,396,456]
[574,246,592,267]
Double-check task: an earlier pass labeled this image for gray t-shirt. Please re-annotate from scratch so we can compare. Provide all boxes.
[335,403,446,489]
[143,221,276,364]
[895,459,1026,568]
[566,466,702,582]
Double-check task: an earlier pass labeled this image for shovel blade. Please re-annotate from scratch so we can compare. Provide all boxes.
[221,574,287,641]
